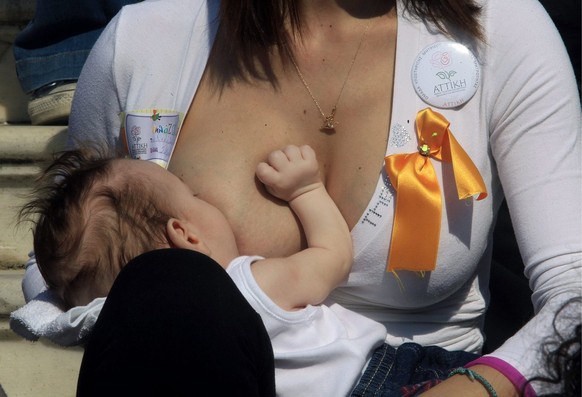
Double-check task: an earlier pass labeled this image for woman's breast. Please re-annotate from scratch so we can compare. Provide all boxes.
[168,73,391,258]
[169,128,304,256]
[168,128,387,257]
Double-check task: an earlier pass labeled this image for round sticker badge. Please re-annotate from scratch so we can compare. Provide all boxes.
[412,41,480,108]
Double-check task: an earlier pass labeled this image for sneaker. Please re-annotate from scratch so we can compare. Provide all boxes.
[28,80,77,125]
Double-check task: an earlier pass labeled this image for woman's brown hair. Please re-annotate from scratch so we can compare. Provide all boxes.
[216,0,483,79]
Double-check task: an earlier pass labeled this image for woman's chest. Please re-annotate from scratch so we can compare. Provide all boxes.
[169,71,393,256]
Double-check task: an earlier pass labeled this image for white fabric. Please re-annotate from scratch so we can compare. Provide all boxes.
[10,289,104,346]
[227,256,387,397]
[20,0,579,385]
[22,252,47,302]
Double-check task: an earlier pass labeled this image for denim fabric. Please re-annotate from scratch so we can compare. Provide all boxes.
[351,342,479,397]
[13,0,141,93]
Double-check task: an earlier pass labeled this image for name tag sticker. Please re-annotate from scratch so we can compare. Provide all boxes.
[121,109,182,169]
[412,42,480,109]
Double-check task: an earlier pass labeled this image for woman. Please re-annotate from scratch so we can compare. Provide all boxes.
[25,0,581,395]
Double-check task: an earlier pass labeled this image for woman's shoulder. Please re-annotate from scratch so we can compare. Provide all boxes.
[478,0,571,86]
[117,0,216,27]
[110,0,218,44]
[104,0,219,65]
[481,0,556,34]
[120,0,210,16]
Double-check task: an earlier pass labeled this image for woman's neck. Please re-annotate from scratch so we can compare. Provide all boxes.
[294,0,395,40]
[297,0,395,22]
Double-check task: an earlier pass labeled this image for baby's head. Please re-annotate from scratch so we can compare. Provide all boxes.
[21,147,173,308]
[22,146,238,309]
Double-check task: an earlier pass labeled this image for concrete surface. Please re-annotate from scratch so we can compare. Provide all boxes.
[0,125,80,396]
[0,125,68,269]
[0,6,84,395]
[0,124,82,397]
[0,272,83,397]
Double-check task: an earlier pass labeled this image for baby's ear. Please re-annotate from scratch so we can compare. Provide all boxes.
[166,218,208,253]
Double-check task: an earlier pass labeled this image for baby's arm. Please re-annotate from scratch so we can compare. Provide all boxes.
[253,145,353,311]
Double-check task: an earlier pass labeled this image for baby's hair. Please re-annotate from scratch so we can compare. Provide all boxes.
[20,144,173,308]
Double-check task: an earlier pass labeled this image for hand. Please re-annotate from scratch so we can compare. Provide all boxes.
[256,145,322,202]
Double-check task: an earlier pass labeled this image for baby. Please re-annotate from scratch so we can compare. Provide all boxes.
[23,144,386,396]
[26,144,351,309]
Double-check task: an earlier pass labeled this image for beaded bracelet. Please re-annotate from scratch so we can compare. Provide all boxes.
[449,367,498,397]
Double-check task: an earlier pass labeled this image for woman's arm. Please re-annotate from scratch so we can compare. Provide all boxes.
[426,0,581,394]
[67,11,123,150]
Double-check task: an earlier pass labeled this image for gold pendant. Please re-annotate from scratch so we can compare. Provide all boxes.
[321,107,337,130]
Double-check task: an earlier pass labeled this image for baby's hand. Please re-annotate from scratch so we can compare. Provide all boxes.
[256,145,322,202]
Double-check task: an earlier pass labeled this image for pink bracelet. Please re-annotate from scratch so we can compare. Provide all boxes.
[467,356,537,397]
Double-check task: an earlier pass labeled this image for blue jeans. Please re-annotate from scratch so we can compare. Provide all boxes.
[351,342,479,397]
[13,0,141,93]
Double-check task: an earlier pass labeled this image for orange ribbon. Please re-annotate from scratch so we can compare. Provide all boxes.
[385,108,487,272]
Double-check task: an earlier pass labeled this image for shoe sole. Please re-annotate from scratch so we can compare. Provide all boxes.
[28,83,77,125]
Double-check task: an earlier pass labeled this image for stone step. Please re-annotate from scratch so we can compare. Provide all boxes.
[0,125,67,161]
[0,317,83,397]
[0,270,83,397]
[0,193,82,397]
[0,125,67,270]
[0,8,84,393]
[0,270,24,315]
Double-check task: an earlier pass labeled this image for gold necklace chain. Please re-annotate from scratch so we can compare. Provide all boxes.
[288,18,374,131]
